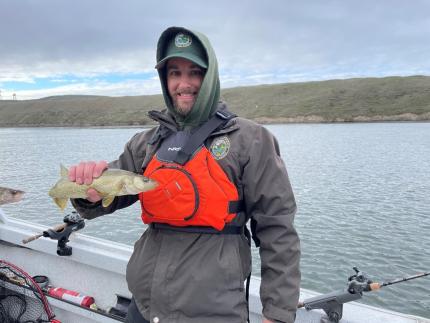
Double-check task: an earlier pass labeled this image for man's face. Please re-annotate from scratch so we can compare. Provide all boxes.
[166,57,205,116]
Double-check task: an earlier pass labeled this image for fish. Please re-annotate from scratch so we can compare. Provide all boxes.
[0,187,25,205]
[49,165,158,210]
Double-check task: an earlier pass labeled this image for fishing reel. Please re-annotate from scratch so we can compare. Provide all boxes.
[300,266,429,323]
[300,267,375,323]
[347,266,373,294]
[43,211,85,256]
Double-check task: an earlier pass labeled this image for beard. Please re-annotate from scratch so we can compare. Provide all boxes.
[172,96,195,116]
[174,104,192,116]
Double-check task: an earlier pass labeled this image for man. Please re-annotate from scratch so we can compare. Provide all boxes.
[70,26,300,323]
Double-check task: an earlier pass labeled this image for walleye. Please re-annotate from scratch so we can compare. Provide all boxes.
[49,165,158,210]
[0,187,25,205]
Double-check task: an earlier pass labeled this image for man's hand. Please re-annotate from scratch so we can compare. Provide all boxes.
[263,317,274,323]
[68,161,108,203]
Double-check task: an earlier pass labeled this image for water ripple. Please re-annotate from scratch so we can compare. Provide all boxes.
[1,123,429,318]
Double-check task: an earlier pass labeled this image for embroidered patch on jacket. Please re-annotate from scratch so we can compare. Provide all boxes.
[210,136,230,160]
[175,33,192,48]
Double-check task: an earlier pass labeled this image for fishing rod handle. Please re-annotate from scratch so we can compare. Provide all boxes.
[22,223,67,244]
[369,282,381,291]
[22,233,43,244]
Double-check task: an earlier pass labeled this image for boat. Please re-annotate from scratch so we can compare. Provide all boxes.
[1,209,429,323]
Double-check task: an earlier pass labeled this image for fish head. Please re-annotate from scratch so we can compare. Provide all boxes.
[0,187,25,205]
[131,176,158,193]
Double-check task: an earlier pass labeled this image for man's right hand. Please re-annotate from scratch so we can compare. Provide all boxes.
[68,161,108,203]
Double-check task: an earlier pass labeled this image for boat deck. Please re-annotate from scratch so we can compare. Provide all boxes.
[1,210,429,323]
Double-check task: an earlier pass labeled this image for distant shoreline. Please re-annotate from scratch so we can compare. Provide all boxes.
[254,112,430,124]
[2,76,430,127]
[0,113,429,129]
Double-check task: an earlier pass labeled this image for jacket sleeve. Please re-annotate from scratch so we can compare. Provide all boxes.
[242,125,301,323]
[71,132,144,219]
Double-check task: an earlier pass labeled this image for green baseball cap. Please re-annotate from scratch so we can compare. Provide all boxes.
[155,32,208,69]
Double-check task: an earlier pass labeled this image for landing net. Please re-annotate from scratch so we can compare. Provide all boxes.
[0,259,54,323]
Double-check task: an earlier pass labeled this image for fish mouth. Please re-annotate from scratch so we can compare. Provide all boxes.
[133,177,158,192]
[148,180,158,190]
[143,179,158,191]
[13,192,24,200]
[0,189,25,205]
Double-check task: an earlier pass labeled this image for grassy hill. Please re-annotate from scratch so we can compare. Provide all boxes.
[1,75,429,127]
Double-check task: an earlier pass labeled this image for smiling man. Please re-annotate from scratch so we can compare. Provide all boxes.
[70,26,300,323]
[165,58,204,116]
[155,33,206,118]
[153,29,219,130]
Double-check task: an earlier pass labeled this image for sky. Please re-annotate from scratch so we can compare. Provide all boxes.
[1,0,429,100]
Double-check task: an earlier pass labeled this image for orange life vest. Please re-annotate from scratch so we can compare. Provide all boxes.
[139,146,239,231]
[139,111,241,231]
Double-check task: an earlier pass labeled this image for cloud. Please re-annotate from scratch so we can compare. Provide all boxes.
[0,79,162,100]
[1,0,430,99]
[0,49,156,83]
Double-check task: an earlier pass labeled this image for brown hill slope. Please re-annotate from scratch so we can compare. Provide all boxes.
[0,75,429,127]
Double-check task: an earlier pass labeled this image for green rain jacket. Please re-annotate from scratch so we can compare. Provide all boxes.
[72,26,300,323]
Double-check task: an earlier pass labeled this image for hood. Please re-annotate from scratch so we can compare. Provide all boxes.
[156,26,220,129]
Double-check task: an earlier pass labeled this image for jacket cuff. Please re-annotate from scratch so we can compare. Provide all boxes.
[70,198,103,219]
[263,303,296,323]
[71,198,100,208]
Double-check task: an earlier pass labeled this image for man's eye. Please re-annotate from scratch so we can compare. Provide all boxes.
[191,70,203,76]
[169,71,180,77]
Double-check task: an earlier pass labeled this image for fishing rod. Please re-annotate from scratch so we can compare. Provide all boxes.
[298,266,430,323]
[374,271,430,289]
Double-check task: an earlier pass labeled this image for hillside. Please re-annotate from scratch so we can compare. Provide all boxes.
[0,75,429,127]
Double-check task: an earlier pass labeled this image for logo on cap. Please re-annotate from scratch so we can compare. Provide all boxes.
[175,33,192,48]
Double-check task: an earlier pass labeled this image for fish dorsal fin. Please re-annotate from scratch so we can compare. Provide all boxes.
[60,164,69,178]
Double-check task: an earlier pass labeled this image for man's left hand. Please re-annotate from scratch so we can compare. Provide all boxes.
[263,317,274,323]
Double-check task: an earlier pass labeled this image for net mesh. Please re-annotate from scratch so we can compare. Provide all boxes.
[0,260,54,323]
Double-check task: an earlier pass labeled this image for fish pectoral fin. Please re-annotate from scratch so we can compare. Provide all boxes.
[53,198,68,211]
[102,195,116,208]
[101,182,122,207]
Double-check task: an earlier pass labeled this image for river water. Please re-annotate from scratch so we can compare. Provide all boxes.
[0,123,429,318]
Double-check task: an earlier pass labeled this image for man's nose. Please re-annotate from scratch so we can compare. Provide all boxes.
[177,75,193,87]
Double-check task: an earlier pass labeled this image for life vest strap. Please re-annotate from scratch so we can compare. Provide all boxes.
[229,200,244,213]
[150,223,244,234]
[174,111,236,165]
